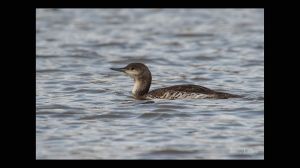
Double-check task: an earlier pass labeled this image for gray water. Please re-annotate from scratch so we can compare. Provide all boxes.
[36,9,264,159]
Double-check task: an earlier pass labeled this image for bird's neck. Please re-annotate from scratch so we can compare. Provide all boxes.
[132,72,152,98]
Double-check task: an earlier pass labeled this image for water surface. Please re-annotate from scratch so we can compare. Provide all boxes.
[36,9,264,159]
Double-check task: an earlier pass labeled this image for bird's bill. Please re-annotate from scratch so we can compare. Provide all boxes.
[110,67,126,72]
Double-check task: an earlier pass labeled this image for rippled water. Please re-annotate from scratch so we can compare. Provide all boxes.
[36,9,264,159]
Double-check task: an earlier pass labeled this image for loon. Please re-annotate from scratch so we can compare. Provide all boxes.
[110,63,240,100]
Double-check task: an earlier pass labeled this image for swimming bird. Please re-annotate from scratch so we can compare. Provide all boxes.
[111,63,240,100]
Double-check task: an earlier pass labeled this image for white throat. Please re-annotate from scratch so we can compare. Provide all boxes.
[132,80,141,95]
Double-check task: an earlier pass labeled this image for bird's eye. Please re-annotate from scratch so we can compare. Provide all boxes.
[131,68,134,70]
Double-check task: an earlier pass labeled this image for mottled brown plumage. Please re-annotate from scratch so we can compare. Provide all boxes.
[147,85,239,99]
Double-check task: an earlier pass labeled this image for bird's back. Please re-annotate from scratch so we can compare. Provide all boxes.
[146,84,240,99]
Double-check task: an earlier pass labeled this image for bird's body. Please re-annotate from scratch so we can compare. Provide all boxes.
[146,84,239,99]
[111,63,240,100]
